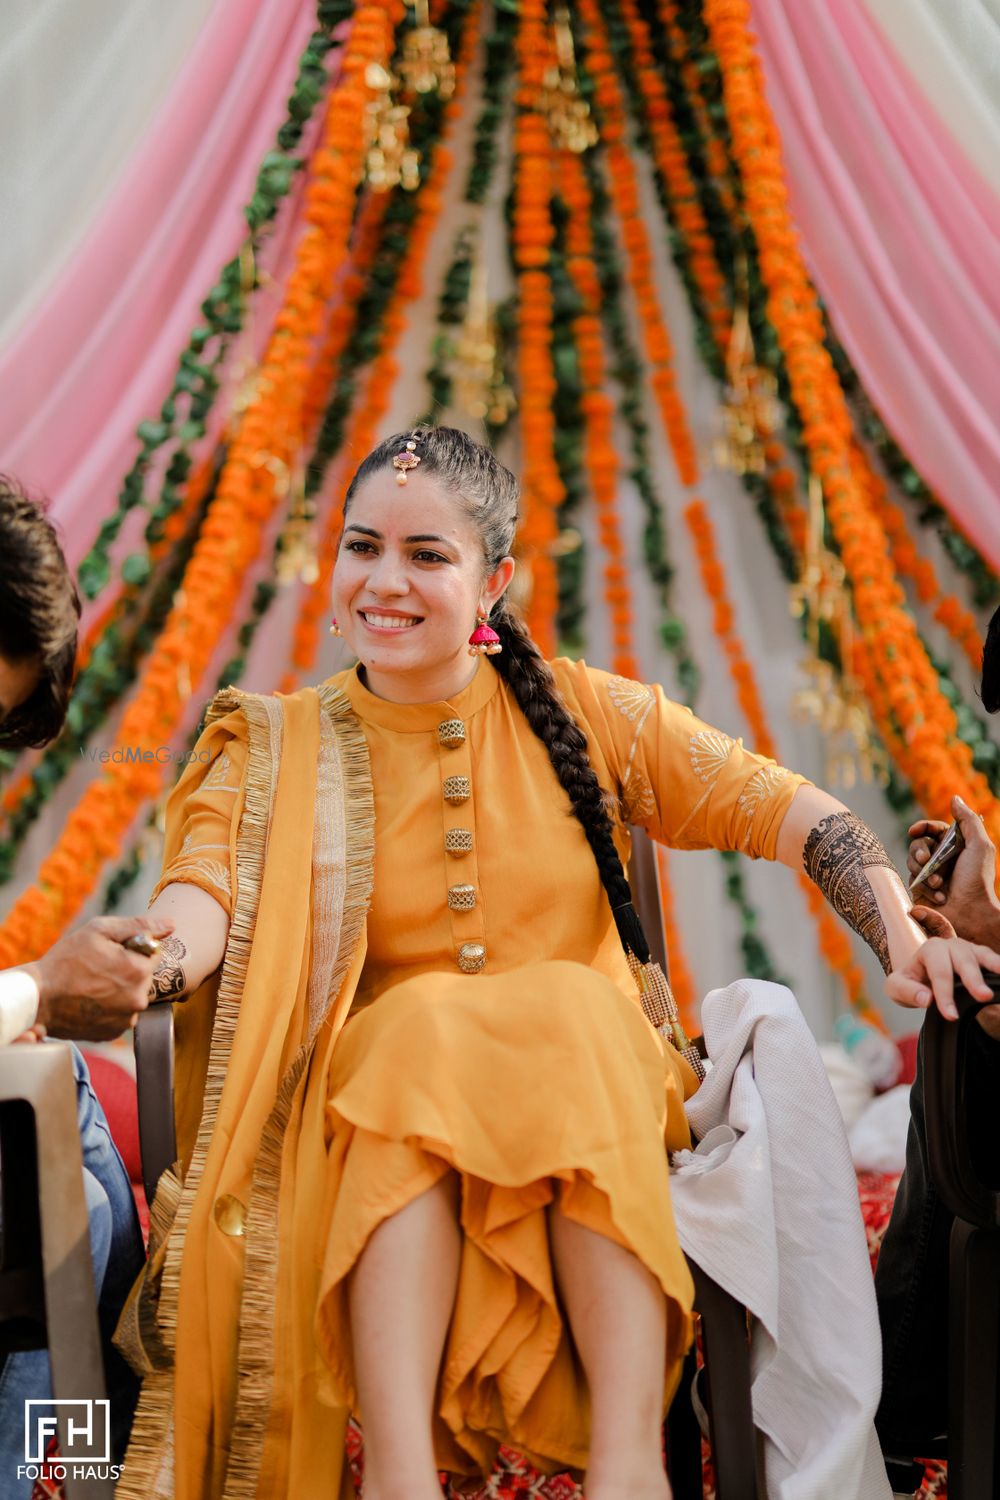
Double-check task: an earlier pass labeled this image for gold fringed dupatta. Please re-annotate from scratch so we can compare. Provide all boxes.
[118,684,375,1500]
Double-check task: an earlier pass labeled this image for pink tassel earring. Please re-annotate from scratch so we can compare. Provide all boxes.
[468,609,502,656]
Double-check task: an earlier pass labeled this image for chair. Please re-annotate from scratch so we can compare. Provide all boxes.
[0,1042,113,1500]
[919,977,1000,1500]
[628,827,759,1500]
[134,827,759,1499]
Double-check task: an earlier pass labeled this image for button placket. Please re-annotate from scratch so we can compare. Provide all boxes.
[436,716,485,971]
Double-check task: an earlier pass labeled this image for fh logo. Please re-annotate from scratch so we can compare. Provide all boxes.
[24,1399,111,1464]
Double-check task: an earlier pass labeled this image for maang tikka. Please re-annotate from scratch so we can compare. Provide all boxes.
[393,430,423,485]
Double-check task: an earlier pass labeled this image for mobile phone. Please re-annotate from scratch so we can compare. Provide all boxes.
[908,820,964,896]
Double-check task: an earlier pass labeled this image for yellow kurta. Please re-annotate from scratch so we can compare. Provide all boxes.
[147,656,805,1487]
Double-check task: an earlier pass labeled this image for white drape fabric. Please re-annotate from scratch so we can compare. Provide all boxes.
[672,978,892,1500]
[0,0,215,345]
[858,0,1000,195]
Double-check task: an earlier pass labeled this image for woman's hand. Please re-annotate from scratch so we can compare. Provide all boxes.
[886,904,1000,1025]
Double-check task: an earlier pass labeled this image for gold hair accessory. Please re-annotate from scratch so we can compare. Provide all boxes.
[393,432,422,485]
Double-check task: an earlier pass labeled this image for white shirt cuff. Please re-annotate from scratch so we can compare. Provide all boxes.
[0,969,40,1045]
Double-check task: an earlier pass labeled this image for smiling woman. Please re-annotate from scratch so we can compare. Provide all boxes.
[332,429,516,705]
[125,425,999,1500]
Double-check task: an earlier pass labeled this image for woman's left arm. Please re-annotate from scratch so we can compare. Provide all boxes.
[775,784,1000,1020]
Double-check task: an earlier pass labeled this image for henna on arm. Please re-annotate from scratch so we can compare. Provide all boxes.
[802,811,898,974]
[148,935,189,1001]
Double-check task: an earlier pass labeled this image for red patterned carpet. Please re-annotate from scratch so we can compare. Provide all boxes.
[31,1169,948,1500]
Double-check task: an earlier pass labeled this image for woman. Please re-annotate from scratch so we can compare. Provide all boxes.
[118,427,999,1500]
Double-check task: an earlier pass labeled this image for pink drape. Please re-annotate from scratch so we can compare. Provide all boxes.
[0,0,319,565]
[752,0,1000,573]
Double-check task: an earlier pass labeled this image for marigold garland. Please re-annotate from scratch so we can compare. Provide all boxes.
[513,0,564,654]
[559,148,637,679]
[685,498,876,1020]
[567,0,883,1016]
[0,3,402,966]
[282,0,480,689]
[702,0,1000,850]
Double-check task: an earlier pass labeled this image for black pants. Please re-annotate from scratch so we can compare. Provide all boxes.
[875,1017,1000,1457]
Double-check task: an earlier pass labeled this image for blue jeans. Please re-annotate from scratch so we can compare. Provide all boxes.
[0,1043,145,1495]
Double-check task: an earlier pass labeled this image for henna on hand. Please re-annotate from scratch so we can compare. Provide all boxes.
[148,935,189,1001]
[803,811,897,974]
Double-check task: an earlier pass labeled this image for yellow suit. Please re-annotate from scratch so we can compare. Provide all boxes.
[120,657,804,1499]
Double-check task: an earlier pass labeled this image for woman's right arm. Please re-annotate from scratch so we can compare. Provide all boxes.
[145,882,230,1001]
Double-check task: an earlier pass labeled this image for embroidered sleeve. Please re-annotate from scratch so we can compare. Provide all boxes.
[568,662,810,860]
[150,736,247,916]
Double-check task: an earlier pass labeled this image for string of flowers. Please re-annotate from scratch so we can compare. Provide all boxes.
[621,0,995,822]
[701,0,1000,845]
[577,149,699,700]
[0,2,403,965]
[282,0,480,690]
[72,9,350,607]
[685,498,876,1019]
[571,0,885,1019]
[0,451,223,874]
[662,0,998,618]
[559,147,638,679]
[101,0,479,907]
[545,215,589,655]
[513,0,563,654]
[417,11,517,427]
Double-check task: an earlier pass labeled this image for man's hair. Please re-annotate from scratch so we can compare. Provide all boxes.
[983,603,1000,714]
[0,475,80,748]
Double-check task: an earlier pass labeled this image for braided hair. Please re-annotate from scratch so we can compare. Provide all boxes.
[343,426,650,962]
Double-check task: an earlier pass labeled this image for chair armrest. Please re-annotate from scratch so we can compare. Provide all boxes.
[924,976,1000,1228]
[134,1002,177,1206]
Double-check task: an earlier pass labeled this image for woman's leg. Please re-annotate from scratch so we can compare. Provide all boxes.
[549,1208,673,1500]
[348,1171,462,1500]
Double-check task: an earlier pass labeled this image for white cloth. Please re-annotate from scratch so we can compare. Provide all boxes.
[848,1085,912,1176]
[670,978,891,1500]
[0,968,39,1045]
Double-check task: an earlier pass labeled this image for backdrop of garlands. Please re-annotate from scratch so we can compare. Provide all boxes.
[2,0,999,1044]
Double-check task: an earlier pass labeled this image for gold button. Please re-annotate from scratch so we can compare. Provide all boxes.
[445,828,473,856]
[437,718,466,748]
[214,1194,247,1237]
[457,942,486,973]
[447,883,477,911]
[443,775,471,803]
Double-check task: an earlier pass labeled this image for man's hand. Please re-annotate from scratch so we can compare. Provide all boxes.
[23,915,175,1041]
[907,795,999,941]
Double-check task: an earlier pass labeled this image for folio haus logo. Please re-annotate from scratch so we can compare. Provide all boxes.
[19,1399,122,1484]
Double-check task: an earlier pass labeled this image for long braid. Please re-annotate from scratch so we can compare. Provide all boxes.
[343,425,650,962]
[488,595,651,962]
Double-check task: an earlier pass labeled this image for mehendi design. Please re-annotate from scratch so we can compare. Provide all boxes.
[803,812,896,973]
[149,935,189,1001]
